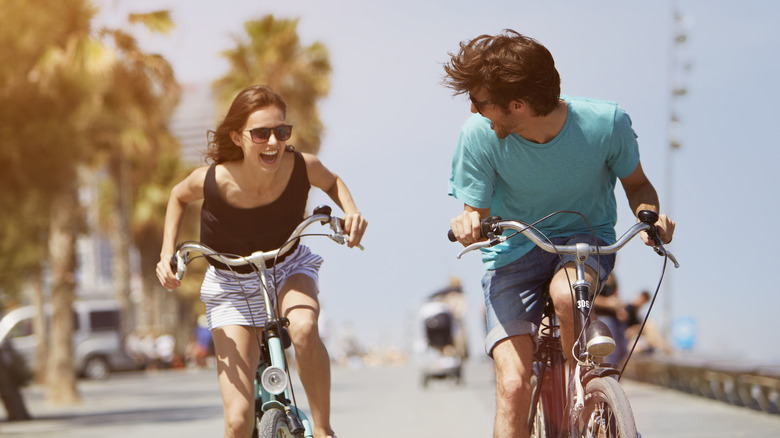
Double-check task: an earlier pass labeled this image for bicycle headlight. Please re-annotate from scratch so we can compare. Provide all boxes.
[261,366,288,395]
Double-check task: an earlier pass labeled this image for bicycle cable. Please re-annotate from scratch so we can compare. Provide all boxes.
[175,242,268,366]
[505,210,603,362]
[180,230,333,414]
[506,212,673,377]
[617,251,669,381]
[250,230,336,414]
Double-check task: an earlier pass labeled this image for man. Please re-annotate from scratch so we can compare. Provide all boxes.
[443,30,675,438]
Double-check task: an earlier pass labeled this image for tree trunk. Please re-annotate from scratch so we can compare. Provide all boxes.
[137,224,167,339]
[29,269,47,384]
[110,153,135,338]
[137,224,192,364]
[46,184,80,405]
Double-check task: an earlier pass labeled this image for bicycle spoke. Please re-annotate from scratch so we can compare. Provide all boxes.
[577,378,637,438]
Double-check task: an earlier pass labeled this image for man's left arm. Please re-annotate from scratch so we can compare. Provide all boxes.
[619,160,676,245]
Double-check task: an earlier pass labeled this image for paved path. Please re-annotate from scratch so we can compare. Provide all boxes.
[2,360,780,437]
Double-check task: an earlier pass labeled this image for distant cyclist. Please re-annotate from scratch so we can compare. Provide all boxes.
[156,85,366,438]
[443,30,675,438]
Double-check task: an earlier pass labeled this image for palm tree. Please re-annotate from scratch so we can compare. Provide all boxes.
[1,1,182,403]
[91,10,181,338]
[132,148,202,350]
[213,15,331,155]
[0,0,115,403]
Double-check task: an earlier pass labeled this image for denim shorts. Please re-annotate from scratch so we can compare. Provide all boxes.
[481,234,615,356]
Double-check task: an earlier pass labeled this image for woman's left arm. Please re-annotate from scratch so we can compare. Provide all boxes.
[304,153,367,247]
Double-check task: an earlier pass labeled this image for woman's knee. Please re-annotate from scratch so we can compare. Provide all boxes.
[288,314,320,347]
[224,404,253,436]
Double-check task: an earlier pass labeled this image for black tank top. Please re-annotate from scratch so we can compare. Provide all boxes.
[200,149,310,271]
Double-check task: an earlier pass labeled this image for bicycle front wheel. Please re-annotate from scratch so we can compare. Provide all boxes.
[530,372,566,437]
[574,377,638,438]
[257,408,303,438]
[529,374,547,437]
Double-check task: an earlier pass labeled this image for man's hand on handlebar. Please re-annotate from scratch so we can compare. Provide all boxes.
[641,213,675,247]
[450,209,487,246]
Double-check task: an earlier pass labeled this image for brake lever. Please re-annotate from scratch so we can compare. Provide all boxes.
[329,217,364,250]
[653,245,680,268]
[456,236,505,259]
[170,252,188,281]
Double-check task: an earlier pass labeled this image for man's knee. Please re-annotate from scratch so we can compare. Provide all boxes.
[496,370,531,401]
[492,336,534,403]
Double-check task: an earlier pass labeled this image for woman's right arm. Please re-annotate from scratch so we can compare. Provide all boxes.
[156,167,208,289]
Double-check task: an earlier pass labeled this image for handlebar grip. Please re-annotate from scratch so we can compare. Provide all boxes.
[448,229,457,242]
[448,215,503,242]
[313,204,332,217]
[637,210,662,246]
[637,210,659,225]
[169,254,178,274]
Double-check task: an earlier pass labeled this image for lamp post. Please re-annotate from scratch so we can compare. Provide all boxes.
[663,6,691,346]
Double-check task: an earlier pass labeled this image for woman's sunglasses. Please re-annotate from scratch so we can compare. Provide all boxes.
[244,124,293,143]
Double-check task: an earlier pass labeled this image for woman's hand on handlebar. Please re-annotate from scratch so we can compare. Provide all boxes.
[156,253,181,290]
[343,211,367,248]
[641,213,675,247]
[450,209,487,246]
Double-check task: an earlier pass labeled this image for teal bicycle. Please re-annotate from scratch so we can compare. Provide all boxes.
[171,205,360,438]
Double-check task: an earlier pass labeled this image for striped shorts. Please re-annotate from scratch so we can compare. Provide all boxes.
[199,245,323,330]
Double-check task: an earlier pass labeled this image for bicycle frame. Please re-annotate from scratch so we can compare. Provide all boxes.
[529,299,567,436]
[250,257,312,437]
[530,257,621,436]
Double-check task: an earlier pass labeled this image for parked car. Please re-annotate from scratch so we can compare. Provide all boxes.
[0,299,140,380]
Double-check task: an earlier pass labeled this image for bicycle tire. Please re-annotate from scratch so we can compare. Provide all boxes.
[530,368,567,437]
[529,374,549,438]
[257,408,303,438]
[573,377,638,438]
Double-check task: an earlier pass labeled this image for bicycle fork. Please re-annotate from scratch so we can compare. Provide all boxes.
[255,267,313,437]
[255,326,312,437]
[569,243,595,415]
[570,243,593,357]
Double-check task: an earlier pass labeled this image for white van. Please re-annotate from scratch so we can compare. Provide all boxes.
[0,299,139,380]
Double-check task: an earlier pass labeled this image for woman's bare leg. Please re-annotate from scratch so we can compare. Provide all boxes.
[280,274,335,438]
[213,325,263,438]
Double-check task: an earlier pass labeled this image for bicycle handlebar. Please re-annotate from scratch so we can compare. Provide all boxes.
[170,205,363,281]
[449,210,679,268]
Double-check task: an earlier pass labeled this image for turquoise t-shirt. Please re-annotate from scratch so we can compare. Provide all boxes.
[448,96,640,270]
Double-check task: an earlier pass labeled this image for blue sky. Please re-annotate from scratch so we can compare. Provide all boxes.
[96,1,780,364]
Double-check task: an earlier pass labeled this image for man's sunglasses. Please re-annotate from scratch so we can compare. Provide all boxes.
[244,124,293,143]
[469,94,491,112]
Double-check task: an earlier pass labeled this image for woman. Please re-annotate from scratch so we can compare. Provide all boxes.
[156,85,366,438]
